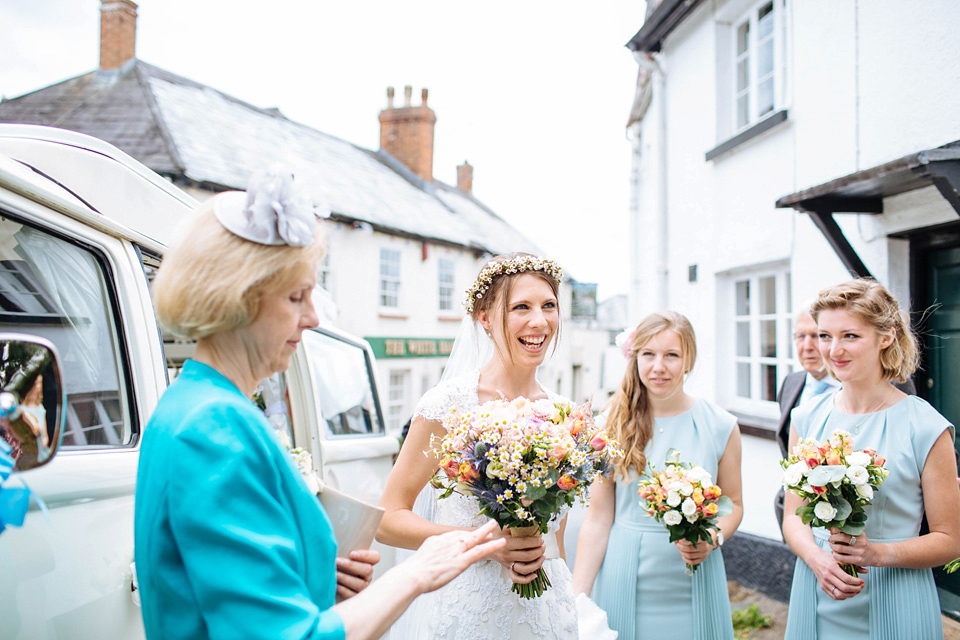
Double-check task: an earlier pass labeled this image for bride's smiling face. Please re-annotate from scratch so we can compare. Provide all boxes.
[480,273,559,367]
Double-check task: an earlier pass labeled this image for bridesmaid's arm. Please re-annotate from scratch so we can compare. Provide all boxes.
[832,428,960,570]
[571,476,615,596]
[782,425,864,599]
[675,424,743,565]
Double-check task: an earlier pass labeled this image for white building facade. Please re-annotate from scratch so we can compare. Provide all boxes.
[626,0,960,435]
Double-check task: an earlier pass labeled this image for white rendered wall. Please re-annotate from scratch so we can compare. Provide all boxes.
[627,0,960,421]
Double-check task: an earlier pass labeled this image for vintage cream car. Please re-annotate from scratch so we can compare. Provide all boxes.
[0,124,397,639]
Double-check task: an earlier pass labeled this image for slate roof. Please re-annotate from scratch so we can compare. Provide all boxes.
[0,60,540,255]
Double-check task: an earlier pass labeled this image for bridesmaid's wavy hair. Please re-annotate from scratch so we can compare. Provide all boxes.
[607,311,697,481]
[810,278,919,383]
[469,253,562,363]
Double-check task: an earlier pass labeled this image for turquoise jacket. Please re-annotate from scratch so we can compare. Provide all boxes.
[134,360,344,639]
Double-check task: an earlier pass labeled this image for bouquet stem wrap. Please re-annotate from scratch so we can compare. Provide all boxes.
[507,525,552,599]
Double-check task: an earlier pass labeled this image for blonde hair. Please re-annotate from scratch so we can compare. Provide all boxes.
[469,253,562,362]
[153,195,324,340]
[607,311,697,481]
[810,278,918,383]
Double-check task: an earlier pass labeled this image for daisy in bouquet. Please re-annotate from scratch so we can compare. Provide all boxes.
[429,395,623,598]
[780,429,888,577]
[637,448,734,574]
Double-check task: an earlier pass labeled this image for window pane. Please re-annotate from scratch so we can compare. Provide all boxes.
[303,331,385,437]
[0,219,131,449]
[736,321,751,357]
[737,59,749,93]
[758,2,775,38]
[737,96,749,129]
[762,364,778,401]
[737,22,749,55]
[758,39,774,77]
[761,319,777,357]
[758,78,774,116]
[737,362,751,398]
[438,258,455,311]
[759,275,776,314]
[735,280,750,315]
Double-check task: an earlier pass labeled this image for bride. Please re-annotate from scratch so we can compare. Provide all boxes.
[377,253,579,639]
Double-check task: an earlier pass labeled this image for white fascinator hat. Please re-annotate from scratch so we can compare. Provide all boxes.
[213,165,329,247]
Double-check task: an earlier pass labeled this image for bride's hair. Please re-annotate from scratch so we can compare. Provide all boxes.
[606,311,696,481]
[468,253,563,362]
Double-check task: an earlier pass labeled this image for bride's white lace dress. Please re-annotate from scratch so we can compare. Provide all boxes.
[389,370,579,640]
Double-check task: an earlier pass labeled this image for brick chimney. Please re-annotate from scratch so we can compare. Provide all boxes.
[457,161,473,194]
[100,0,138,71]
[379,85,436,182]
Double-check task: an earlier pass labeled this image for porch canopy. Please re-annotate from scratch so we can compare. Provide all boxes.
[776,142,960,278]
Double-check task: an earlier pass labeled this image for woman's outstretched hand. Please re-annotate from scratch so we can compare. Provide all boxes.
[401,520,507,593]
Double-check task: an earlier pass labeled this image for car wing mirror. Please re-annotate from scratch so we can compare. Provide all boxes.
[0,335,64,472]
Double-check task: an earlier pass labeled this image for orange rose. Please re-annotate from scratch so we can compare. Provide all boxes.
[557,474,578,490]
[703,503,719,517]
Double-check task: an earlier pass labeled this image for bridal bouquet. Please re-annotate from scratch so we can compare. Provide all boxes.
[781,430,888,577]
[429,396,623,598]
[637,448,733,574]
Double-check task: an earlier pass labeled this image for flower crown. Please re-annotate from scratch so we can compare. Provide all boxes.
[464,256,563,314]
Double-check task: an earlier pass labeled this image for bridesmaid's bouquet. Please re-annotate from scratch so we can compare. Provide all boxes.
[637,448,733,574]
[780,429,888,577]
[429,396,623,598]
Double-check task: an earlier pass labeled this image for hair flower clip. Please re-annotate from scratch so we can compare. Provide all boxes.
[214,165,322,247]
[614,327,636,359]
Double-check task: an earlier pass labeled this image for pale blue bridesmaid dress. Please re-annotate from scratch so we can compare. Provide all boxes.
[785,393,952,640]
[593,398,737,640]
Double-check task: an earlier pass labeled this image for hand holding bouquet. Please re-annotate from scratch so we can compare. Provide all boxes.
[429,396,623,598]
[780,430,888,577]
[637,448,733,574]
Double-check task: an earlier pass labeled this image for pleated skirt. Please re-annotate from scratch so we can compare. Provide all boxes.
[593,522,733,640]
[785,535,943,639]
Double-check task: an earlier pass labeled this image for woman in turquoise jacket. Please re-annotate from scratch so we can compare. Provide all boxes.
[134,168,503,640]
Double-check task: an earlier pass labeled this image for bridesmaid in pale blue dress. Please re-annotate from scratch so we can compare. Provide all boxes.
[573,311,743,640]
[783,279,960,639]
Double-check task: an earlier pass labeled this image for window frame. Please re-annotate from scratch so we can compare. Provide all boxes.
[723,265,793,419]
[437,257,455,312]
[386,369,409,431]
[0,210,139,450]
[379,247,401,309]
[731,0,785,133]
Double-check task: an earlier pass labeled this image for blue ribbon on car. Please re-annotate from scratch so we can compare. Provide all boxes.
[0,437,31,534]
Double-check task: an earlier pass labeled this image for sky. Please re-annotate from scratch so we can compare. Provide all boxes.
[0,0,645,301]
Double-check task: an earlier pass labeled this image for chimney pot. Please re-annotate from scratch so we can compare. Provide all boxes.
[457,161,473,194]
[421,88,429,106]
[378,85,437,183]
[386,86,394,108]
[99,0,138,71]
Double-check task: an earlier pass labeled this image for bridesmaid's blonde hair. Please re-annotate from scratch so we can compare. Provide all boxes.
[811,278,918,383]
[607,311,696,481]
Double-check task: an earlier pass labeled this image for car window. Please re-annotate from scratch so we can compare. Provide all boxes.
[0,215,133,447]
[302,330,384,437]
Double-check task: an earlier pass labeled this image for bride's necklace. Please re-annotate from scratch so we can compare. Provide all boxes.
[841,386,894,434]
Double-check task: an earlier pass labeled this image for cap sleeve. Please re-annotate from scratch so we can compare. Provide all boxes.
[906,396,955,474]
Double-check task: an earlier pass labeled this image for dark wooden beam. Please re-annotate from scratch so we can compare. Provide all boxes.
[806,210,873,278]
[927,160,960,216]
